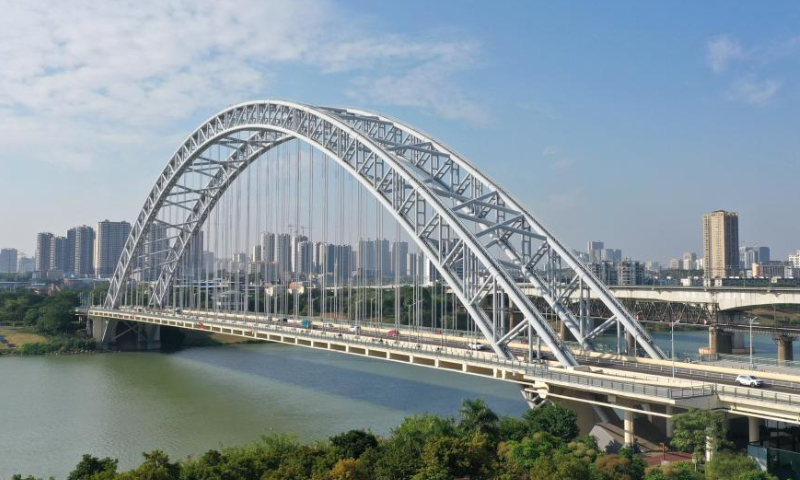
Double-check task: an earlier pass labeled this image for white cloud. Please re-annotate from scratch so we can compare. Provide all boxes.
[542,146,562,156]
[706,35,743,73]
[726,77,782,106]
[0,0,482,169]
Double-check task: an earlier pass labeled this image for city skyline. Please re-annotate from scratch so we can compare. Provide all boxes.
[1,1,800,260]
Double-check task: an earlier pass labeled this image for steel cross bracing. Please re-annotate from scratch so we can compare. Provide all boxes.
[328,107,665,360]
[104,100,662,367]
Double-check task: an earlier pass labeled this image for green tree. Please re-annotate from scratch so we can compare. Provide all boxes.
[68,454,118,480]
[457,398,499,441]
[644,462,702,480]
[528,452,592,480]
[117,451,180,480]
[412,432,494,480]
[498,415,528,443]
[521,403,579,442]
[506,431,564,471]
[670,410,727,468]
[594,448,647,480]
[330,430,378,460]
[705,451,777,480]
[329,457,370,480]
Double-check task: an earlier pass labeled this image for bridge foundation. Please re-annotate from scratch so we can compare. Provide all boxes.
[777,335,794,364]
[706,327,732,356]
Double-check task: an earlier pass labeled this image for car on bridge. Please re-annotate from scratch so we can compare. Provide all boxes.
[349,325,361,334]
[735,374,764,387]
[387,329,399,338]
[468,342,490,351]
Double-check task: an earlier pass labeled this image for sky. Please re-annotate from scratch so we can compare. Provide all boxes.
[0,0,798,263]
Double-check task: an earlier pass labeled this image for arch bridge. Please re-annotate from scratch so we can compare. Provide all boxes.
[83,101,800,449]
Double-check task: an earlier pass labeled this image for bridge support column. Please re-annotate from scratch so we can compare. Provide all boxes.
[559,321,575,342]
[707,327,732,357]
[624,410,635,449]
[777,335,794,364]
[749,416,761,444]
[626,332,636,356]
[665,406,674,438]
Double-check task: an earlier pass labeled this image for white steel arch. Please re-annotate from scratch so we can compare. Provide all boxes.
[105,100,664,366]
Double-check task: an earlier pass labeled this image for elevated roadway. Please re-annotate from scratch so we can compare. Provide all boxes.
[82,307,800,442]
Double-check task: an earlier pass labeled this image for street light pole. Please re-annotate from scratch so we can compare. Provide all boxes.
[749,315,755,370]
[671,320,680,378]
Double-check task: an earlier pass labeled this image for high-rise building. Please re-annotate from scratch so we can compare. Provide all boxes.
[790,250,800,268]
[70,225,96,277]
[740,245,770,272]
[601,248,622,263]
[391,241,409,278]
[290,234,308,275]
[251,244,262,264]
[682,252,697,270]
[50,236,69,273]
[617,260,645,286]
[407,252,418,279]
[296,240,312,276]
[587,241,604,264]
[591,261,618,285]
[274,233,292,278]
[18,255,35,274]
[261,233,276,264]
[357,239,390,278]
[95,220,132,278]
[0,248,18,274]
[702,210,739,278]
[36,233,54,275]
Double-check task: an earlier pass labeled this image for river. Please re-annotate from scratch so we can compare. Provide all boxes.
[0,328,794,479]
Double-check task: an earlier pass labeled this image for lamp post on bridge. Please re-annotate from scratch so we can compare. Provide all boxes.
[748,315,756,370]
[671,319,681,378]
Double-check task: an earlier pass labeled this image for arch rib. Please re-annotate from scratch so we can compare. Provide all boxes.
[105,100,652,368]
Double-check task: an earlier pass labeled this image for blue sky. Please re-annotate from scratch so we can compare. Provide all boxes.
[1,1,798,262]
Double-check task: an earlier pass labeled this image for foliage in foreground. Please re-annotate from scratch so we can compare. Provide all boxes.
[5,400,777,480]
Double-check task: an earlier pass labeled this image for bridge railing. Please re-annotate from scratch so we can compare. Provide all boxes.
[704,353,800,371]
[89,307,714,401]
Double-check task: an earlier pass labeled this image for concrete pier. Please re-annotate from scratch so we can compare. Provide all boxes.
[624,410,635,449]
[707,327,732,356]
[778,335,794,364]
[749,416,761,443]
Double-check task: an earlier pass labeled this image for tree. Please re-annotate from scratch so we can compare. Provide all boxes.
[498,415,528,443]
[594,448,647,480]
[644,462,702,480]
[457,398,499,441]
[329,458,370,480]
[528,452,592,480]
[330,430,378,459]
[411,432,494,480]
[68,454,118,480]
[521,403,579,442]
[705,451,777,480]
[507,431,564,471]
[670,410,727,468]
[116,451,180,480]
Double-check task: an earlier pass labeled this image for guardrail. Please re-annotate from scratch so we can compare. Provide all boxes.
[87,308,800,408]
[708,353,800,370]
[88,307,713,401]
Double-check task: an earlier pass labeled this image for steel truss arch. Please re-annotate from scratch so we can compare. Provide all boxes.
[105,100,661,367]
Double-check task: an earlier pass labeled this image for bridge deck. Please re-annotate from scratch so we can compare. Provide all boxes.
[84,307,800,423]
